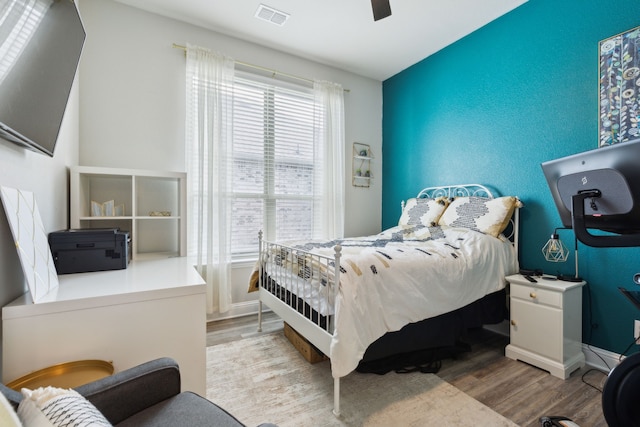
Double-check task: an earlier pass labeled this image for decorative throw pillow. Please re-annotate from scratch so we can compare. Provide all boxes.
[437,196,519,237]
[0,391,21,427]
[17,387,111,427]
[398,197,449,227]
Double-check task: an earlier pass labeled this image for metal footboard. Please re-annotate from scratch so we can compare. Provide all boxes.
[256,230,344,415]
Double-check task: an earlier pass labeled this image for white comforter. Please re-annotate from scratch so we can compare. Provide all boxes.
[267,225,518,378]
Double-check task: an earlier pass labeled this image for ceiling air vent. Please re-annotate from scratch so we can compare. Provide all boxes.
[255,4,289,26]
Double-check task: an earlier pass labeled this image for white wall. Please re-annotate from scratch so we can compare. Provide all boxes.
[0,80,80,299]
[77,0,384,319]
[0,79,80,373]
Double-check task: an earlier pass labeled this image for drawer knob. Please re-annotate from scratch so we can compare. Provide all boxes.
[529,292,537,299]
[510,320,516,326]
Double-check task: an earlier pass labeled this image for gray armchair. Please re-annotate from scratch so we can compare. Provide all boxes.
[1,357,277,427]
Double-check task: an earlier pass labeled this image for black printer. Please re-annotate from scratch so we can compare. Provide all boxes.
[48,228,131,274]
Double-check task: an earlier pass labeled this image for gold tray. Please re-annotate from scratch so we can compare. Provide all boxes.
[6,360,114,391]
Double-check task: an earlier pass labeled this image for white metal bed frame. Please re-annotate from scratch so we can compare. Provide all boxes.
[256,184,520,416]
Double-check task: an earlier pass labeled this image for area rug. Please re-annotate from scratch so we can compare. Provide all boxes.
[206,332,517,426]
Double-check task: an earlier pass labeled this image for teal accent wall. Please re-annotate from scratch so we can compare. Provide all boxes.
[382,0,640,356]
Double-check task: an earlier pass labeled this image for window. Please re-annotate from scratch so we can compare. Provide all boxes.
[185,45,343,314]
[231,73,322,259]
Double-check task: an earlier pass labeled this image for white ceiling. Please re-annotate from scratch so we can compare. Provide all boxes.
[114,0,527,81]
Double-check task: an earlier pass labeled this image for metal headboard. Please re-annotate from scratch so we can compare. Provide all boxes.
[403,184,521,258]
[416,183,495,199]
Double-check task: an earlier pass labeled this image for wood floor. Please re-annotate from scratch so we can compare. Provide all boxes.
[207,313,608,427]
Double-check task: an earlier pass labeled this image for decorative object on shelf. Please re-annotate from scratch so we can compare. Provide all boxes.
[149,211,172,217]
[0,187,59,302]
[91,200,123,217]
[352,142,372,188]
[542,227,582,282]
[598,25,640,147]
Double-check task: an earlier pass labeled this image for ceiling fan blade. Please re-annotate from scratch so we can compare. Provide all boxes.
[371,0,391,21]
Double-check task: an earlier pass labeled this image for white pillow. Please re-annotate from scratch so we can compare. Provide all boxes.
[438,196,519,237]
[17,387,111,427]
[0,391,21,427]
[399,197,449,227]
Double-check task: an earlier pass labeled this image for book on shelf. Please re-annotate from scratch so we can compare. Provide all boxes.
[91,200,124,217]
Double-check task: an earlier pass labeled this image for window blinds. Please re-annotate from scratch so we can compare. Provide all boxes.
[231,75,320,257]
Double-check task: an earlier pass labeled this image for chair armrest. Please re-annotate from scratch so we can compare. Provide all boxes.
[75,357,181,425]
[0,383,22,410]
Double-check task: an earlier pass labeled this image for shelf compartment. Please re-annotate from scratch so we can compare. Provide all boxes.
[135,176,181,218]
[78,174,132,218]
[136,218,181,257]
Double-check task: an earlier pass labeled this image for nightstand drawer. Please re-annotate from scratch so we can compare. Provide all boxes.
[510,284,561,308]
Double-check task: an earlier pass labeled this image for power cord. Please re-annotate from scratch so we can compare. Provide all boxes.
[580,283,611,393]
[580,368,606,393]
[585,284,612,370]
[618,336,638,362]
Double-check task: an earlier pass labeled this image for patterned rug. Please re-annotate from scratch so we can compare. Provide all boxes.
[206,332,518,427]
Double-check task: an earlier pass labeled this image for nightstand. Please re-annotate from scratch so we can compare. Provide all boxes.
[505,274,586,379]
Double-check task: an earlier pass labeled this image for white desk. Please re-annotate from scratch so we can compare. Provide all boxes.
[2,257,206,394]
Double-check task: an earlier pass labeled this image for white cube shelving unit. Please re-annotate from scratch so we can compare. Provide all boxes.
[70,166,187,260]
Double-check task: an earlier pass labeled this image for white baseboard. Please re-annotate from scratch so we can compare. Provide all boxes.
[582,343,621,373]
[206,300,261,322]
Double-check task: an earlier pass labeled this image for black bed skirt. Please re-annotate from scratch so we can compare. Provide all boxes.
[262,274,507,364]
[360,287,507,363]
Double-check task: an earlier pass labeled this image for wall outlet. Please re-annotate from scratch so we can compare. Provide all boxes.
[635,320,640,344]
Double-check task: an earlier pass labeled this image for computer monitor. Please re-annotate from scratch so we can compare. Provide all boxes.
[541,138,640,247]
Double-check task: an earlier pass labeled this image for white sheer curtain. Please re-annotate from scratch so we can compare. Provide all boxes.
[313,80,346,239]
[185,43,235,314]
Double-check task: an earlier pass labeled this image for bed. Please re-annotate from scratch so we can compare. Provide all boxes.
[249,184,521,415]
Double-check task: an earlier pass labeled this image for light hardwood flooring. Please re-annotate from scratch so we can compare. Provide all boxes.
[207,313,607,427]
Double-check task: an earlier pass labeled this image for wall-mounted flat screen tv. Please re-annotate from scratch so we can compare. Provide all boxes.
[0,0,85,157]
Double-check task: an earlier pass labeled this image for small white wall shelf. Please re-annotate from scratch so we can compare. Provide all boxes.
[352,142,372,188]
[70,166,186,260]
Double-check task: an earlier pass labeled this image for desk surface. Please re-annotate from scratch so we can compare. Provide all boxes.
[3,257,205,319]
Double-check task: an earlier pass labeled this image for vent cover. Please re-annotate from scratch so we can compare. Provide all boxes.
[255,4,289,26]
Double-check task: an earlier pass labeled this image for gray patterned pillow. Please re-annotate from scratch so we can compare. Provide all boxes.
[398,197,449,227]
[438,196,518,237]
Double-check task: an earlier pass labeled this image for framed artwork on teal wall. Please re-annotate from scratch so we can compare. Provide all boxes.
[598,25,640,147]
